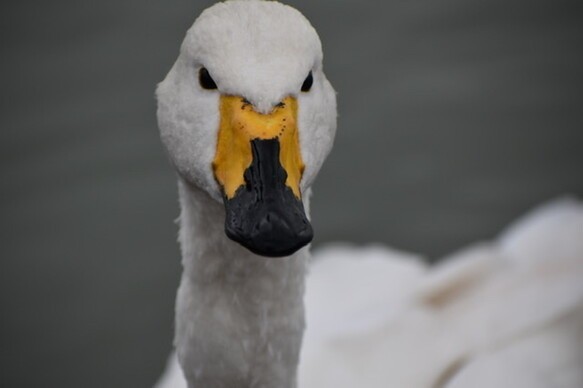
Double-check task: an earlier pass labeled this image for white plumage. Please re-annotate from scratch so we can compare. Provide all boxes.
[300,197,583,388]
[155,1,583,387]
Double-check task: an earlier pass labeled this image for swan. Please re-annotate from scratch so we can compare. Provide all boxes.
[154,1,583,387]
[155,1,335,386]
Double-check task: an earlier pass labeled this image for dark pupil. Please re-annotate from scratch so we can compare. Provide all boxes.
[301,71,313,92]
[199,67,217,90]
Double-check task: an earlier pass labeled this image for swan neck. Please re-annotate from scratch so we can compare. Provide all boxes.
[175,178,309,387]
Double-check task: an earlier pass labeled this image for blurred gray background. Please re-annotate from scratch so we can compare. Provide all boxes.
[1,0,582,386]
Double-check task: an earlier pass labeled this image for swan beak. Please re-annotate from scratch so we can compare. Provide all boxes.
[212,95,313,257]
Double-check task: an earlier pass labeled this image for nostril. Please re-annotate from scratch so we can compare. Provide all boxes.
[256,213,274,235]
[274,101,285,108]
[255,212,294,235]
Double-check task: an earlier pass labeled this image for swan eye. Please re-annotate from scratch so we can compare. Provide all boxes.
[199,67,218,90]
[301,71,313,92]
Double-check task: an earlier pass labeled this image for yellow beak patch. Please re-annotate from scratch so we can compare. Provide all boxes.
[212,95,305,199]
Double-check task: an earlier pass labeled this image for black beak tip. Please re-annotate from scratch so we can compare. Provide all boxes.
[225,213,313,258]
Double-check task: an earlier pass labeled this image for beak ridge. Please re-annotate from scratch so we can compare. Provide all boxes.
[223,138,313,257]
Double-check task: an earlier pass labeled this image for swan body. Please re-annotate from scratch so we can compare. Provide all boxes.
[300,197,583,388]
[154,0,583,386]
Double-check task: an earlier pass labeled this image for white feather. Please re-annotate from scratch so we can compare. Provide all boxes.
[298,198,583,388]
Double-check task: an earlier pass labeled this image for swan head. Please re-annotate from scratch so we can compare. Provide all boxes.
[156,0,337,257]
